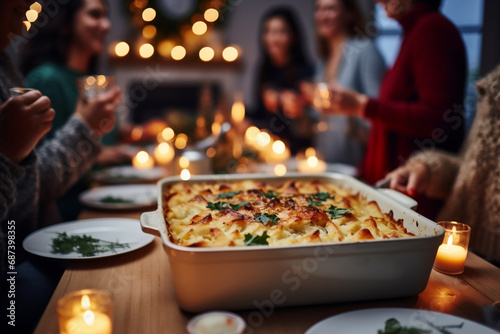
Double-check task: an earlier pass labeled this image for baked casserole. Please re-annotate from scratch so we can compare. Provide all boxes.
[164,179,415,247]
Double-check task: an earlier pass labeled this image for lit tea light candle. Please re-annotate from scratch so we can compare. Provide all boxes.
[180,168,191,181]
[434,222,471,275]
[132,150,154,170]
[266,140,291,164]
[57,290,112,334]
[296,153,327,173]
[154,142,175,165]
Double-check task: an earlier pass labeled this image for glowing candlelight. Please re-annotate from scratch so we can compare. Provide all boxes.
[57,290,113,334]
[161,127,175,142]
[265,140,291,164]
[296,151,327,173]
[231,94,245,123]
[180,169,191,181]
[274,164,287,176]
[175,133,188,150]
[132,151,154,170]
[179,156,190,169]
[154,142,175,165]
[434,222,471,275]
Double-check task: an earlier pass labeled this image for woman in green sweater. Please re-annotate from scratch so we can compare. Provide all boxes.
[21,0,131,220]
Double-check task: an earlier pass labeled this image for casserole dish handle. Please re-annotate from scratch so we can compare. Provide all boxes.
[140,209,169,244]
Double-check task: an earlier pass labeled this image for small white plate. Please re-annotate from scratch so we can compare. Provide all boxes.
[306,308,498,334]
[93,165,165,184]
[79,184,157,210]
[22,218,155,259]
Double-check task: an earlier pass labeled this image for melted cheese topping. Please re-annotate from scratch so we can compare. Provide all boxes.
[163,179,414,247]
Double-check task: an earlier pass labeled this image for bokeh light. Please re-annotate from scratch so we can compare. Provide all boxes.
[30,2,42,13]
[114,42,130,57]
[171,45,186,60]
[222,46,238,62]
[142,25,157,39]
[139,43,154,58]
[26,9,38,22]
[204,8,219,22]
[142,8,156,22]
[199,47,214,62]
[274,164,287,176]
[192,21,207,35]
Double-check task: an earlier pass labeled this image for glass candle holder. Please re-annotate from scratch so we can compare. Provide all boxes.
[433,221,471,275]
[9,87,37,97]
[57,289,113,334]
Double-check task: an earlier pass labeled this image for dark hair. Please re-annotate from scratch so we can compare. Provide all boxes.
[417,0,443,10]
[20,0,103,75]
[316,0,368,59]
[258,6,312,68]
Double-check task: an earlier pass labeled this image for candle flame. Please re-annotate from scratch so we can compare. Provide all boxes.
[231,101,245,123]
[180,169,191,181]
[272,140,286,154]
[452,226,456,233]
[256,132,271,147]
[446,234,453,246]
[81,295,91,309]
[307,156,319,168]
[83,310,95,326]
[136,151,150,163]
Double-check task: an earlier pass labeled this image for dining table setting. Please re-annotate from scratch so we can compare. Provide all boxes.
[22,113,500,334]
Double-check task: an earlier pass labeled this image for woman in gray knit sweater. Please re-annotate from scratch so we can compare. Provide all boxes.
[0,1,121,331]
[386,65,500,264]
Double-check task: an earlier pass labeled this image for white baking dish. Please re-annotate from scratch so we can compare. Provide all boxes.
[141,173,444,313]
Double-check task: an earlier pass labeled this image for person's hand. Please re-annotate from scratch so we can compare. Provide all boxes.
[262,88,280,112]
[0,91,55,163]
[328,85,369,117]
[385,162,431,197]
[280,90,304,118]
[75,86,122,137]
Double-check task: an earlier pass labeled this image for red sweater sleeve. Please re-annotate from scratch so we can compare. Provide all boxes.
[365,15,466,138]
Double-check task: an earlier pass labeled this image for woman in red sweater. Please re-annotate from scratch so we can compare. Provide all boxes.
[326,0,466,193]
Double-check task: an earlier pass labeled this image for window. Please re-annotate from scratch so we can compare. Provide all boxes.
[374,0,484,131]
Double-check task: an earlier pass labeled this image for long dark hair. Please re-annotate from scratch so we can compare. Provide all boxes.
[258,6,312,69]
[20,0,101,75]
[317,0,369,59]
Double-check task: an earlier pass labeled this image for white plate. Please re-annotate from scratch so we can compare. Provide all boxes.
[306,308,498,334]
[93,165,165,184]
[22,218,155,259]
[79,184,157,210]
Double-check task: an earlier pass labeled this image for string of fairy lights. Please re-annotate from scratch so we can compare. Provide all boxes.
[22,1,240,63]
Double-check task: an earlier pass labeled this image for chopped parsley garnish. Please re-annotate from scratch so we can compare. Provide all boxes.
[99,196,134,204]
[307,198,323,207]
[216,191,242,199]
[244,232,270,246]
[261,190,279,199]
[51,232,130,257]
[377,318,464,334]
[311,192,334,201]
[230,201,250,211]
[325,205,352,219]
[207,201,230,210]
[254,213,280,225]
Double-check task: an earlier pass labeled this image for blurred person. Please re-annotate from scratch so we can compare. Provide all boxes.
[0,0,121,331]
[303,0,386,165]
[321,0,466,218]
[385,65,500,264]
[322,0,466,186]
[21,0,131,220]
[251,6,315,154]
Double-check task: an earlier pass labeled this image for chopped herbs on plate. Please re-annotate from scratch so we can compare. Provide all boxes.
[254,213,280,225]
[377,318,464,334]
[216,191,242,199]
[230,201,250,211]
[51,232,130,257]
[325,205,352,219]
[99,196,134,204]
[207,201,230,211]
[244,231,270,246]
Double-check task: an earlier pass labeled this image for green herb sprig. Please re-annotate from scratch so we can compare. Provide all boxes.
[307,198,323,207]
[51,232,130,257]
[216,191,242,199]
[207,201,249,211]
[261,190,279,199]
[325,205,352,219]
[254,213,280,225]
[311,192,334,201]
[244,232,270,246]
[377,318,464,334]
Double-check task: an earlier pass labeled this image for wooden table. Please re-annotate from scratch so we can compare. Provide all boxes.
[35,209,500,334]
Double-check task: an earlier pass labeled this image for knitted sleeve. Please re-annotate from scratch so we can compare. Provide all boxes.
[36,115,101,201]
